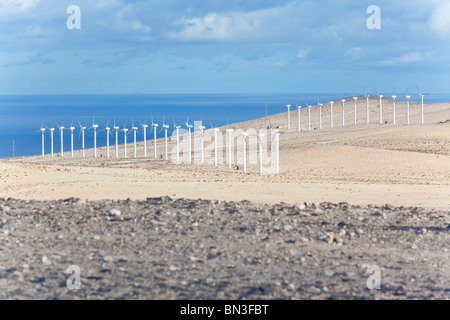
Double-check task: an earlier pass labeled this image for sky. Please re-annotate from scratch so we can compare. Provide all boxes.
[1,0,450,94]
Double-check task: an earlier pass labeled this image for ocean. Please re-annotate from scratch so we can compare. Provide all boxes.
[0,93,448,158]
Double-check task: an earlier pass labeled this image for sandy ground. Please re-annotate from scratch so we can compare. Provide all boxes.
[1,96,450,209]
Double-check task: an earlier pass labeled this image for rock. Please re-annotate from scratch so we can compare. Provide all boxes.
[322,270,334,277]
[42,256,52,265]
[356,229,364,235]
[108,209,121,217]
[384,204,394,211]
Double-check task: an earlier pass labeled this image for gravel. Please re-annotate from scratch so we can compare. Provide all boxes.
[0,197,448,300]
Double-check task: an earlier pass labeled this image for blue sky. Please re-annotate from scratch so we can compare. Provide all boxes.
[1,0,450,94]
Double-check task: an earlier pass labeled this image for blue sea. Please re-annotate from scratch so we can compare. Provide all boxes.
[0,93,449,158]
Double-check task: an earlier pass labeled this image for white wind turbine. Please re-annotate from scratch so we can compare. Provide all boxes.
[417,86,429,125]
[391,88,397,125]
[36,122,46,157]
[198,120,206,164]
[68,119,76,158]
[307,102,312,131]
[226,127,234,169]
[209,121,220,167]
[375,89,384,124]
[88,114,98,158]
[173,117,181,163]
[405,87,411,125]
[159,114,170,160]
[296,103,301,132]
[77,119,87,158]
[318,98,323,130]
[46,125,55,158]
[55,122,65,157]
[364,88,370,124]
[99,120,112,158]
[131,118,139,159]
[273,130,281,174]
[113,119,120,158]
[286,104,291,130]
[242,131,249,173]
[121,121,129,158]
[341,98,346,127]
[352,90,358,125]
[150,115,159,159]
[329,100,335,128]
[185,117,193,163]
[140,120,148,158]
[257,130,264,174]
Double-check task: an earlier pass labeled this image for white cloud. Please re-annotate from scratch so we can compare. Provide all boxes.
[345,47,362,60]
[168,2,301,42]
[429,2,450,36]
[296,48,310,60]
[0,0,39,13]
[379,52,427,66]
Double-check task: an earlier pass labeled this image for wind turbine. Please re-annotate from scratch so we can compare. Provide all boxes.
[209,121,220,167]
[417,86,429,125]
[159,114,170,160]
[150,115,159,159]
[286,104,291,130]
[68,119,75,158]
[306,102,312,131]
[242,131,248,173]
[273,131,281,174]
[257,131,264,174]
[329,100,334,128]
[46,126,55,158]
[198,121,206,164]
[391,88,397,125]
[173,117,181,163]
[318,98,323,130]
[364,88,370,124]
[113,120,120,158]
[375,89,384,124]
[352,90,358,125]
[140,120,148,158]
[36,123,46,157]
[296,103,301,132]
[405,87,411,125]
[56,122,65,157]
[77,119,87,158]
[185,117,192,163]
[99,120,111,158]
[341,98,346,127]
[88,114,98,158]
[121,121,129,158]
[131,118,138,159]
[226,127,234,169]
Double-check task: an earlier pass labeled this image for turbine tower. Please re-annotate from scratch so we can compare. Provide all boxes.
[329,101,334,128]
[47,126,55,158]
[318,98,323,130]
[364,88,370,124]
[131,119,138,159]
[242,132,248,173]
[113,121,120,158]
[198,123,206,164]
[375,89,383,124]
[296,104,301,132]
[140,121,148,158]
[173,117,181,163]
[307,103,312,131]
[122,126,129,158]
[99,120,111,158]
[417,86,428,125]
[391,88,397,125]
[77,119,86,158]
[88,115,98,158]
[341,99,346,127]
[352,91,358,125]
[226,128,234,169]
[160,115,169,160]
[151,116,159,159]
[37,123,45,157]
[405,87,411,125]
[185,118,192,163]
[69,122,75,158]
[56,123,65,157]
[286,104,291,130]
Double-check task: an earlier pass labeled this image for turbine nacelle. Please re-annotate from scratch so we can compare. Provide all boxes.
[392,95,397,99]
[405,95,411,99]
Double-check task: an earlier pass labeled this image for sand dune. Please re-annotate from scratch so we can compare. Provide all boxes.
[1,97,449,209]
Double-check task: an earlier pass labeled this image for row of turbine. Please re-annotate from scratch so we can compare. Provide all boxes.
[284,87,428,131]
[36,117,282,175]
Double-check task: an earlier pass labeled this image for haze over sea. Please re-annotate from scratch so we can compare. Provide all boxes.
[0,93,449,159]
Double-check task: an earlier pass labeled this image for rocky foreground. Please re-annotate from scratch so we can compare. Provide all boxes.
[0,197,448,300]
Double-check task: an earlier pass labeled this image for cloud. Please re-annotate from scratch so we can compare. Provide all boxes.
[4,51,55,67]
[379,52,426,66]
[296,48,310,60]
[167,2,302,42]
[429,1,450,36]
[345,47,363,61]
[0,0,40,13]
